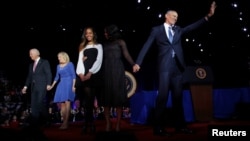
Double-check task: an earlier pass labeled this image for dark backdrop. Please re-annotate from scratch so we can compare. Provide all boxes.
[1,0,250,89]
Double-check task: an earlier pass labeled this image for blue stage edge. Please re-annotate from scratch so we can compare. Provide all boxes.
[130,87,250,124]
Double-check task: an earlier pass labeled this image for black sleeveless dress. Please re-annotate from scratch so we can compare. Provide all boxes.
[82,48,98,87]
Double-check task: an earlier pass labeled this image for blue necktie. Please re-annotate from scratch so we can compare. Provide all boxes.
[168,26,175,57]
[168,26,173,43]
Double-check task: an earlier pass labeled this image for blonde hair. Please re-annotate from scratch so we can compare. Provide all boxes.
[58,51,70,63]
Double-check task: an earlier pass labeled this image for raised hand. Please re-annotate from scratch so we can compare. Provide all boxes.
[208,1,217,18]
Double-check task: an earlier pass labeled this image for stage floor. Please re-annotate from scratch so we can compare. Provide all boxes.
[1,118,250,141]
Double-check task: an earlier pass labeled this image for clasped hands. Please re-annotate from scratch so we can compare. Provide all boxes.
[79,72,92,81]
[133,64,140,73]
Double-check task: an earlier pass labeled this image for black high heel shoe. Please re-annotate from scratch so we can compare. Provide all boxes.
[81,125,88,134]
[90,124,96,133]
[105,122,112,132]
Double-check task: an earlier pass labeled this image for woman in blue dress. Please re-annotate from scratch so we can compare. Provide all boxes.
[49,51,76,130]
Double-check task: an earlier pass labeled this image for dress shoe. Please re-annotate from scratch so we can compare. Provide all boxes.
[41,121,51,128]
[153,128,171,136]
[175,127,194,134]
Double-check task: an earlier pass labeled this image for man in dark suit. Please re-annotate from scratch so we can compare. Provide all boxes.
[22,48,52,140]
[133,1,216,136]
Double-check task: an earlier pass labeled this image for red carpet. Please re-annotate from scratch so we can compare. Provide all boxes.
[1,118,250,141]
[38,119,250,141]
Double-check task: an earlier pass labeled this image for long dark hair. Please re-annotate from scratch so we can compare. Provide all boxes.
[104,24,122,41]
[79,27,98,51]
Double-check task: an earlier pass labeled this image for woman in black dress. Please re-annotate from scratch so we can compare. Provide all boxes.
[102,24,136,132]
[76,27,103,133]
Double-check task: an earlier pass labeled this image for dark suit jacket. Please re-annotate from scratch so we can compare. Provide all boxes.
[24,58,52,128]
[136,18,207,72]
[25,58,52,89]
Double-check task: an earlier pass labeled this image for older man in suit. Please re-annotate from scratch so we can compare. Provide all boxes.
[22,48,52,140]
[133,1,216,136]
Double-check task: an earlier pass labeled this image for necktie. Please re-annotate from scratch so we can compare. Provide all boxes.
[168,26,175,57]
[168,26,173,43]
[33,61,37,72]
